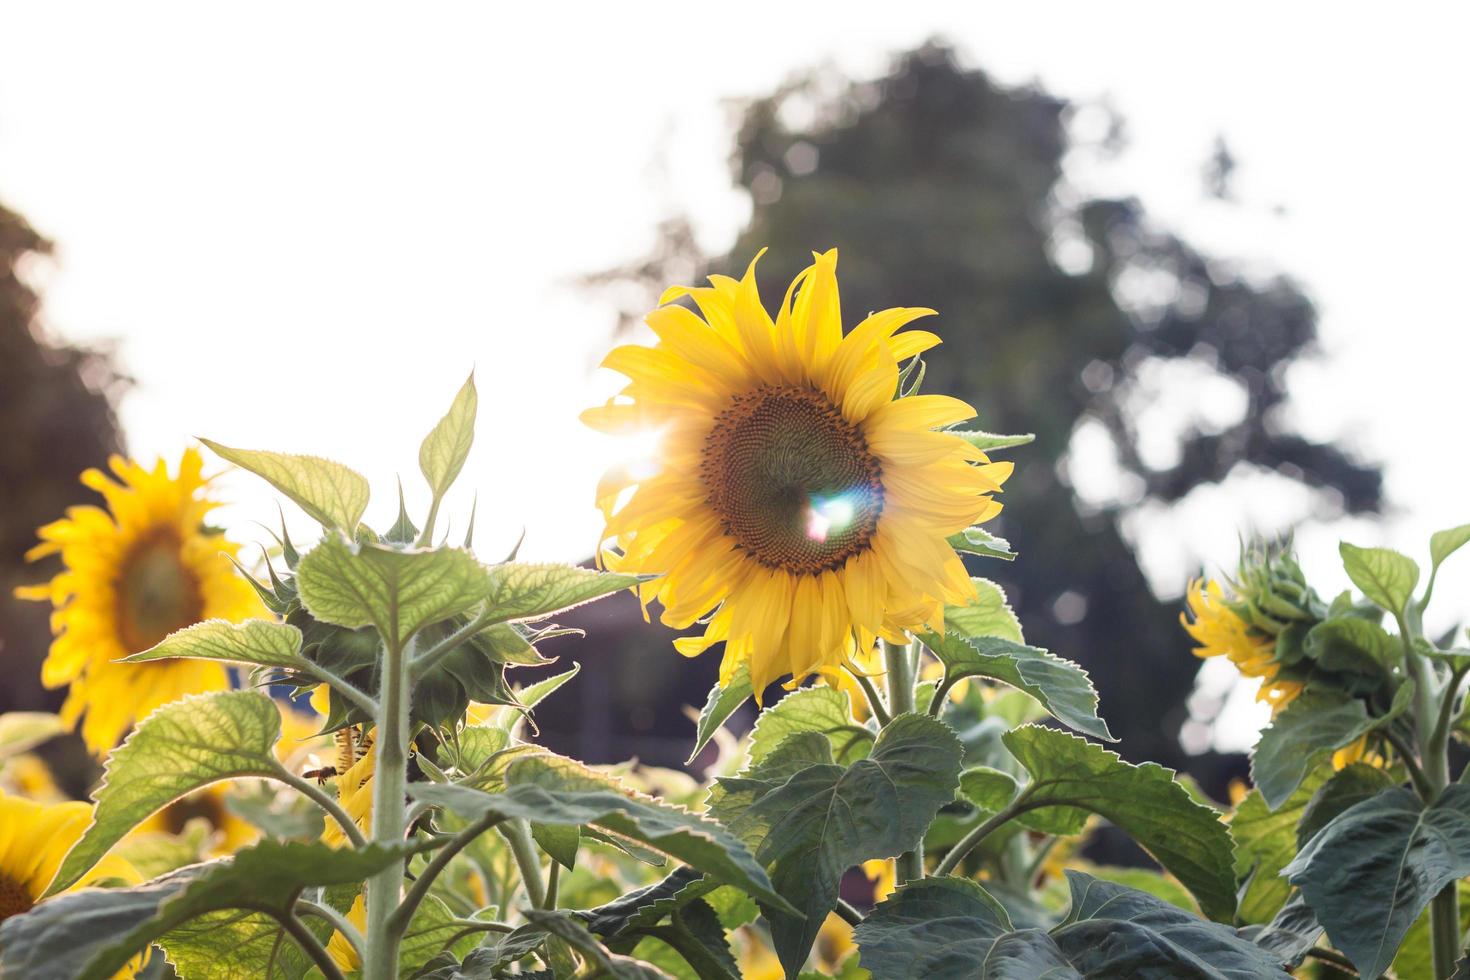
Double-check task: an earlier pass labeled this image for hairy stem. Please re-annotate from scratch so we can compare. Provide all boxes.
[847,665,891,726]
[362,638,412,980]
[389,810,503,935]
[884,638,922,882]
[499,819,547,910]
[297,899,363,955]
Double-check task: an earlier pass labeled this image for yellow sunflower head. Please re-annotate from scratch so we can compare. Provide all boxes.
[16,449,266,755]
[0,790,145,974]
[1181,577,1302,713]
[584,249,1012,696]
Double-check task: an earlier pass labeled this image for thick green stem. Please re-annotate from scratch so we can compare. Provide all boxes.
[884,639,922,882]
[1432,884,1461,979]
[499,819,546,910]
[362,638,412,980]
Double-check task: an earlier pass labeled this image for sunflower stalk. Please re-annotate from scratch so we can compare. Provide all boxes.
[884,638,924,883]
[362,636,413,980]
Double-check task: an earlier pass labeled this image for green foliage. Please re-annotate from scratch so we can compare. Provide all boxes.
[1285,786,1470,978]
[1230,767,1331,925]
[745,685,872,766]
[419,372,478,502]
[714,713,964,974]
[1339,541,1420,616]
[199,439,369,533]
[296,535,492,651]
[0,710,63,759]
[1250,684,1410,809]
[480,562,644,625]
[689,662,752,762]
[855,872,1288,979]
[123,618,307,670]
[2,839,411,980]
[48,690,286,896]
[410,754,793,914]
[1002,725,1237,921]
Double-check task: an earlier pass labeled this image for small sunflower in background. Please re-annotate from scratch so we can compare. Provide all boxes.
[0,790,144,976]
[585,249,1011,696]
[1181,578,1303,713]
[16,449,265,755]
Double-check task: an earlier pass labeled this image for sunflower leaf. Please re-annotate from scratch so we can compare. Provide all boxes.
[1340,541,1420,616]
[946,430,1035,453]
[1002,725,1237,922]
[47,690,285,897]
[1285,785,1470,979]
[410,754,792,915]
[947,526,1017,561]
[296,535,492,650]
[1430,524,1470,575]
[518,910,677,979]
[852,876,1013,980]
[3,839,411,980]
[482,562,644,624]
[121,618,307,670]
[689,663,753,763]
[198,439,369,533]
[719,713,964,976]
[920,617,1112,742]
[1249,683,1411,810]
[420,371,479,501]
[746,686,873,767]
[1230,765,1333,925]
[0,711,64,760]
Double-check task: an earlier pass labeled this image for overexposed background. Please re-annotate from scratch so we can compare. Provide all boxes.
[4,2,1467,749]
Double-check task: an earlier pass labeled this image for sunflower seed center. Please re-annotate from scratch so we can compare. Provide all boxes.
[0,873,33,922]
[702,385,882,574]
[116,527,204,651]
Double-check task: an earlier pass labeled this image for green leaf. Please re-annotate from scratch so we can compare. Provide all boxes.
[296,535,492,650]
[943,578,1023,643]
[959,766,1021,812]
[1285,785,1470,978]
[199,439,369,532]
[581,867,706,937]
[1250,684,1410,809]
[410,754,792,915]
[746,685,873,767]
[122,618,307,670]
[1002,725,1237,921]
[519,910,677,979]
[948,430,1035,452]
[1296,762,1398,849]
[2,839,410,980]
[1301,616,1396,687]
[723,713,964,975]
[533,822,580,870]
[159,907,326,979]
[482,562,644,624]
[921,631,1113,742]
[1340,541,1420,615]
[1230,766,1332,924]
[47,690,284,897]
[1240,892,1323,969]
[420,372,478,500]
[853,876,1013,979]
[1431,524,1470,574]
[689,662,752,763]
[1391,881,1470,980]
[1048,872,1288,978]
[947,526,1017,561]
[400,894,473,976]
[0,711,64,759]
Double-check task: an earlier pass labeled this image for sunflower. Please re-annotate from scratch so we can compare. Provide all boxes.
[322,728,375,847]
[17,450,265,754]
[327,894,366,972]
[135,783,259,857]
[584,249,1012,695]
[1181,578,1302,712]
[0,790,144,977]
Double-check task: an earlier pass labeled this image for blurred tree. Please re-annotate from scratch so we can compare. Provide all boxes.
[0,201,127,726]
[582,42,1381,791]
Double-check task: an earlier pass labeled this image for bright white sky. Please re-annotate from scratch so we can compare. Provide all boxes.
[5,3,1468,749]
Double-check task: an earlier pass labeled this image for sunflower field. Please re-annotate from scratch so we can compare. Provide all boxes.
[2,250,1470,980]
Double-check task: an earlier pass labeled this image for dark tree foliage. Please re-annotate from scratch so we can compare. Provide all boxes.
[577,42,1381,793]
[0,201,127,718]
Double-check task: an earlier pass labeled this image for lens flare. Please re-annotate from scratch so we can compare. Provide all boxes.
[805,494,858,543]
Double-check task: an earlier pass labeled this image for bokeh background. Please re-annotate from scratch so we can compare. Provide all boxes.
[5,4,1468,802]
